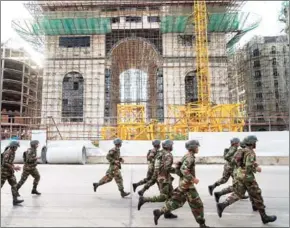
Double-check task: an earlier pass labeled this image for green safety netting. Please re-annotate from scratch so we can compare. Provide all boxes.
[32,17,111,35]
[12,12,261,52]
[160,16,189,33]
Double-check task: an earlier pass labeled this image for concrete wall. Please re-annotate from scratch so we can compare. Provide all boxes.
[2,131,288,165]
[98,131,289,157]
[41,35,106,138]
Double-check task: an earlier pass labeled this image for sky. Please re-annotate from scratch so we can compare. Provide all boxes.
[0,1,287,66]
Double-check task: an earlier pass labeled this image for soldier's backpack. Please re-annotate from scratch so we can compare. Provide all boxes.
[146,149,152,161]
[223,148,230,160]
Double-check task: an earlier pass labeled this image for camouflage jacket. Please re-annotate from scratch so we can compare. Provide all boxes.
[147,148,158,164]
[224,146,238,165]
[178,152,196,191]
[235,148,257,182]
[106,147,122,169]
[157,149,173,183]
[1,149,16,173]
[243,148,257,181]
[147,148,159,170]
[24,148,38,168]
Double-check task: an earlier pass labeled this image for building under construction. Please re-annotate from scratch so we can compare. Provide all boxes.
[228,35,289,131]
[12,0,263,140]
[0,42,43,140]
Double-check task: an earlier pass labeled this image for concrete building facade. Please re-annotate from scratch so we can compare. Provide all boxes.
[228,35,289,131]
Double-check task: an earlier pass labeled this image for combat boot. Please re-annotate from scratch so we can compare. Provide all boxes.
[198,219,211,227]
[93,182,99,192]
[31,189,41,195]
[199,224,211,228]
[132,183,138,192]
[120,190,130,198]
[153,209,164,225]
[138,189,145,196]
[208,184,216,196]
[138,196,146,210]
[164,211,178,219]
[214,192,221,203]
[259,209,277,224]
[216,201,229,218]
[13,198,24,206]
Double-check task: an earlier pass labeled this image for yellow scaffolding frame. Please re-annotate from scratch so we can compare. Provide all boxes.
[101,1,245,140]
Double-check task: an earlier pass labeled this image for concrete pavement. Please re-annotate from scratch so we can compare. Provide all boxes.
[1,164,289,227]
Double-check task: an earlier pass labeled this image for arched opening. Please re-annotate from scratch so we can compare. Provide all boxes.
[62,71,84,122]
[104,38,162,122]
[120,69,148,104]
[185,71,198,103]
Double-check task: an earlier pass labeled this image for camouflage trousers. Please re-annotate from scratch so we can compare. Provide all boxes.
[143,181,173,203]
[225,179,265,210]
[161,187,205,225]
[98,168,124,191]
[134,165,154,187]
[139,170,159,193]
[214,163,233,186]
[17,167,40,190]
[1,168,18,199]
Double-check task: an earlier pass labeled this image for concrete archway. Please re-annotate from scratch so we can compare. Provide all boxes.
[105,38,163,121]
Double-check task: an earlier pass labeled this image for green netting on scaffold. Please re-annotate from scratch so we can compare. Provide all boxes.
[32,17,111,35]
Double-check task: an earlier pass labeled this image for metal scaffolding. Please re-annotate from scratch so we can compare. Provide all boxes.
[8,0,274,140]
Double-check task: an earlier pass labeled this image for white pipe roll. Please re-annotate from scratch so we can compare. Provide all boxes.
[46,146,87,165]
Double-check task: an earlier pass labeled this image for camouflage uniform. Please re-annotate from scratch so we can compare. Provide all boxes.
[93,139,130,198]
[138,149,173,203]
[1,141,24,205]
[153,140,210,227]
[133,140,160,193]
[17,140,41,195]
[208,138,240,196]
[138,140,177,219]
[213,141,249,202]
[137,148,163,196]
[217,135,277,225]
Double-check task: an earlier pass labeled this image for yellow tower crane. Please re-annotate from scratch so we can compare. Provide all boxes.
[193,0,210,106]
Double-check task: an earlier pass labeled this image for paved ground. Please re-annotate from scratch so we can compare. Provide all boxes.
[1,164,289,227]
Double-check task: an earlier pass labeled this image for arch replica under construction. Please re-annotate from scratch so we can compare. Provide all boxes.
[13,0,262,140]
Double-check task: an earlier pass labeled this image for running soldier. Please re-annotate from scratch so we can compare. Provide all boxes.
[17,140,41,195]
[208,138,249,201]
[132,139,160,193]
[153,140,211,227]
[216,135,277,224]
[138,139,177,219]
[93,138,130,198]
[214,139,248,202]
[136,145,163,197]
[1,141,24,205]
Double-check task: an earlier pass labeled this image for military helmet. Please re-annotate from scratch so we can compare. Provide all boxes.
[230,137,240,145]
[240,139,246,148]
[244,135,258,145]
[152,139,161,147]
[162,139,173,149]
[185,140,200,150]
[113,138,122,145]
[30,140,39,147]
[9,141,20,148]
